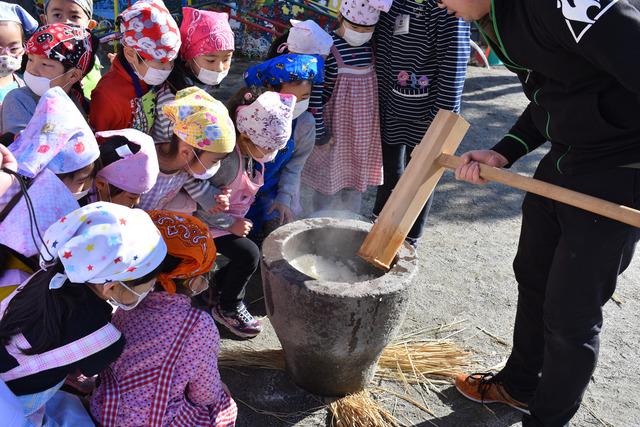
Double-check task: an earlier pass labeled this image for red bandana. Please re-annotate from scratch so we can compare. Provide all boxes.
[26,23,93,75]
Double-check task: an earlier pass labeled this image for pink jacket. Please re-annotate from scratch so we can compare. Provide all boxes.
[90,292,236,426]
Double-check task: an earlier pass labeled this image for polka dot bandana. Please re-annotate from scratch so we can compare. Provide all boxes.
[118,0,181,63]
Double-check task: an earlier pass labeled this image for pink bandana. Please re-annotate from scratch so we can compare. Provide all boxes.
[236,92,296,150]
[95,129,160,195]
[119,0,181,63]
[180,7,234,61]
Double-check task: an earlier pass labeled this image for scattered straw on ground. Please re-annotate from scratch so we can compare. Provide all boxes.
[329,390,400,427]
[218,321,471,426]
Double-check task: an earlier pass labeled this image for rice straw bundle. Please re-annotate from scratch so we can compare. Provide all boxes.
[329,390,400,427]
[217,347,286,370]
[376,341,471,385]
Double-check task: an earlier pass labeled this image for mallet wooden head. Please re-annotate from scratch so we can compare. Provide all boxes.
[358,110,470,270]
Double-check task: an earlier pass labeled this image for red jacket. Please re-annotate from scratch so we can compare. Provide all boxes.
[89,56,150,132]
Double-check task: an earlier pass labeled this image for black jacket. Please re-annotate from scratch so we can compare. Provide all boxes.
[481,0,640,174]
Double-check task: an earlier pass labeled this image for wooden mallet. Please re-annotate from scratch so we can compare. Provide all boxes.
[358,109,640,270]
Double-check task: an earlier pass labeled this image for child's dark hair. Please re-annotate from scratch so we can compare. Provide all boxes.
[63,34,100,96]
[226,86,268,125]
[0,255,172,355]
[267,30,290,59]
[56,159,99,183]
[269,79,312,92]
[159,134,208,160]
[96,134,142,196]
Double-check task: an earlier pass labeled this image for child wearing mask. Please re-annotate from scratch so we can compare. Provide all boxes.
[0,2,38,106]
[302,0,388,215]
[87,129,159,208]
[41,0,103,100]
[0,202,169,426]
[269,19,333,146]
[1,22,97,135]
[91,210,237,427]
[89,0,180,133]
[242,53,322,241]
[139,87,234,213]
[186,89,295,338]
[152,7,235,144]
[0,87,99,273]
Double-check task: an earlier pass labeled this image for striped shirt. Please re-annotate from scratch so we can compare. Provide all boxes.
[309,33,374,144]
[374,0,470,147]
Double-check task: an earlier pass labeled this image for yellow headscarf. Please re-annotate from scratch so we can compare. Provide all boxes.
[162,87,236,154]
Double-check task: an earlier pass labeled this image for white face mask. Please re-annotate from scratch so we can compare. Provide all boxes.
[292,98,310,119]
[189,150,221,180]
[72,188,90,200]
[24,70,71,96]
[254,150,278,163]
[0,55,22,78]
[109,280,154,311]
[343,28,373,47]
[196,65,229,86]
[134,54,172,86]
[192,162,221,180]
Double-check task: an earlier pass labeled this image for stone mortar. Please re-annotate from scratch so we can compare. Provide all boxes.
[261,218,418,396]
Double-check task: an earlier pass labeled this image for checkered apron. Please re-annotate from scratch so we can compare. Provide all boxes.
[100,308,237,427]
[302,44,384,195]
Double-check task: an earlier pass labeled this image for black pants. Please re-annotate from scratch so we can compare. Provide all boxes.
[213,234,260,311]
[500,154,640,427]
[373,143,433,240]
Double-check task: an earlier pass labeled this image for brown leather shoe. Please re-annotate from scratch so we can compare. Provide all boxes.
[455,372,530,414]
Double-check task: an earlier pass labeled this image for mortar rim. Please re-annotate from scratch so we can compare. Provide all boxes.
[261,217,418,297]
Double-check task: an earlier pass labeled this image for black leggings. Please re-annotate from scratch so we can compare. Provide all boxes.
[213,234,260,311]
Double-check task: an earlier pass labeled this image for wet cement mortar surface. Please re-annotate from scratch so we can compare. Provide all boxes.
[214,63,640,426]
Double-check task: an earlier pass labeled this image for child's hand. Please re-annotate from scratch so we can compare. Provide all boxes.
[0,144,18,172]
[229,218,253,237]
[317,137,335,151]
[268,202,294,225]
[222,381,232,397]
[64,372,96,395]
[209,188,232,213]
[0,145,18,197]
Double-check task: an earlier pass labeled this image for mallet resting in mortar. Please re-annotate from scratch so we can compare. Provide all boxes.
[358,110,640,270]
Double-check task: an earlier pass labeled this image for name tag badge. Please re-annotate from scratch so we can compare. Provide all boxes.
[394,14,410,35]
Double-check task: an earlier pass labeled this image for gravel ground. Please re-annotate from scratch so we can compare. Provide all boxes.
[215,64,640,427]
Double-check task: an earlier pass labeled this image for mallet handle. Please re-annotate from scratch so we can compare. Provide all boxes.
[438,154,640,228]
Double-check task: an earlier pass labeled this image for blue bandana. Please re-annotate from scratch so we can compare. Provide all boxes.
[244,54,324,87]
[0,2,38,36]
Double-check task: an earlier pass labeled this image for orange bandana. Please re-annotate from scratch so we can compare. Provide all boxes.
[148,210,216,293]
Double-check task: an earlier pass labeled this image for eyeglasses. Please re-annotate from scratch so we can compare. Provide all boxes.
[0,46,24,56]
